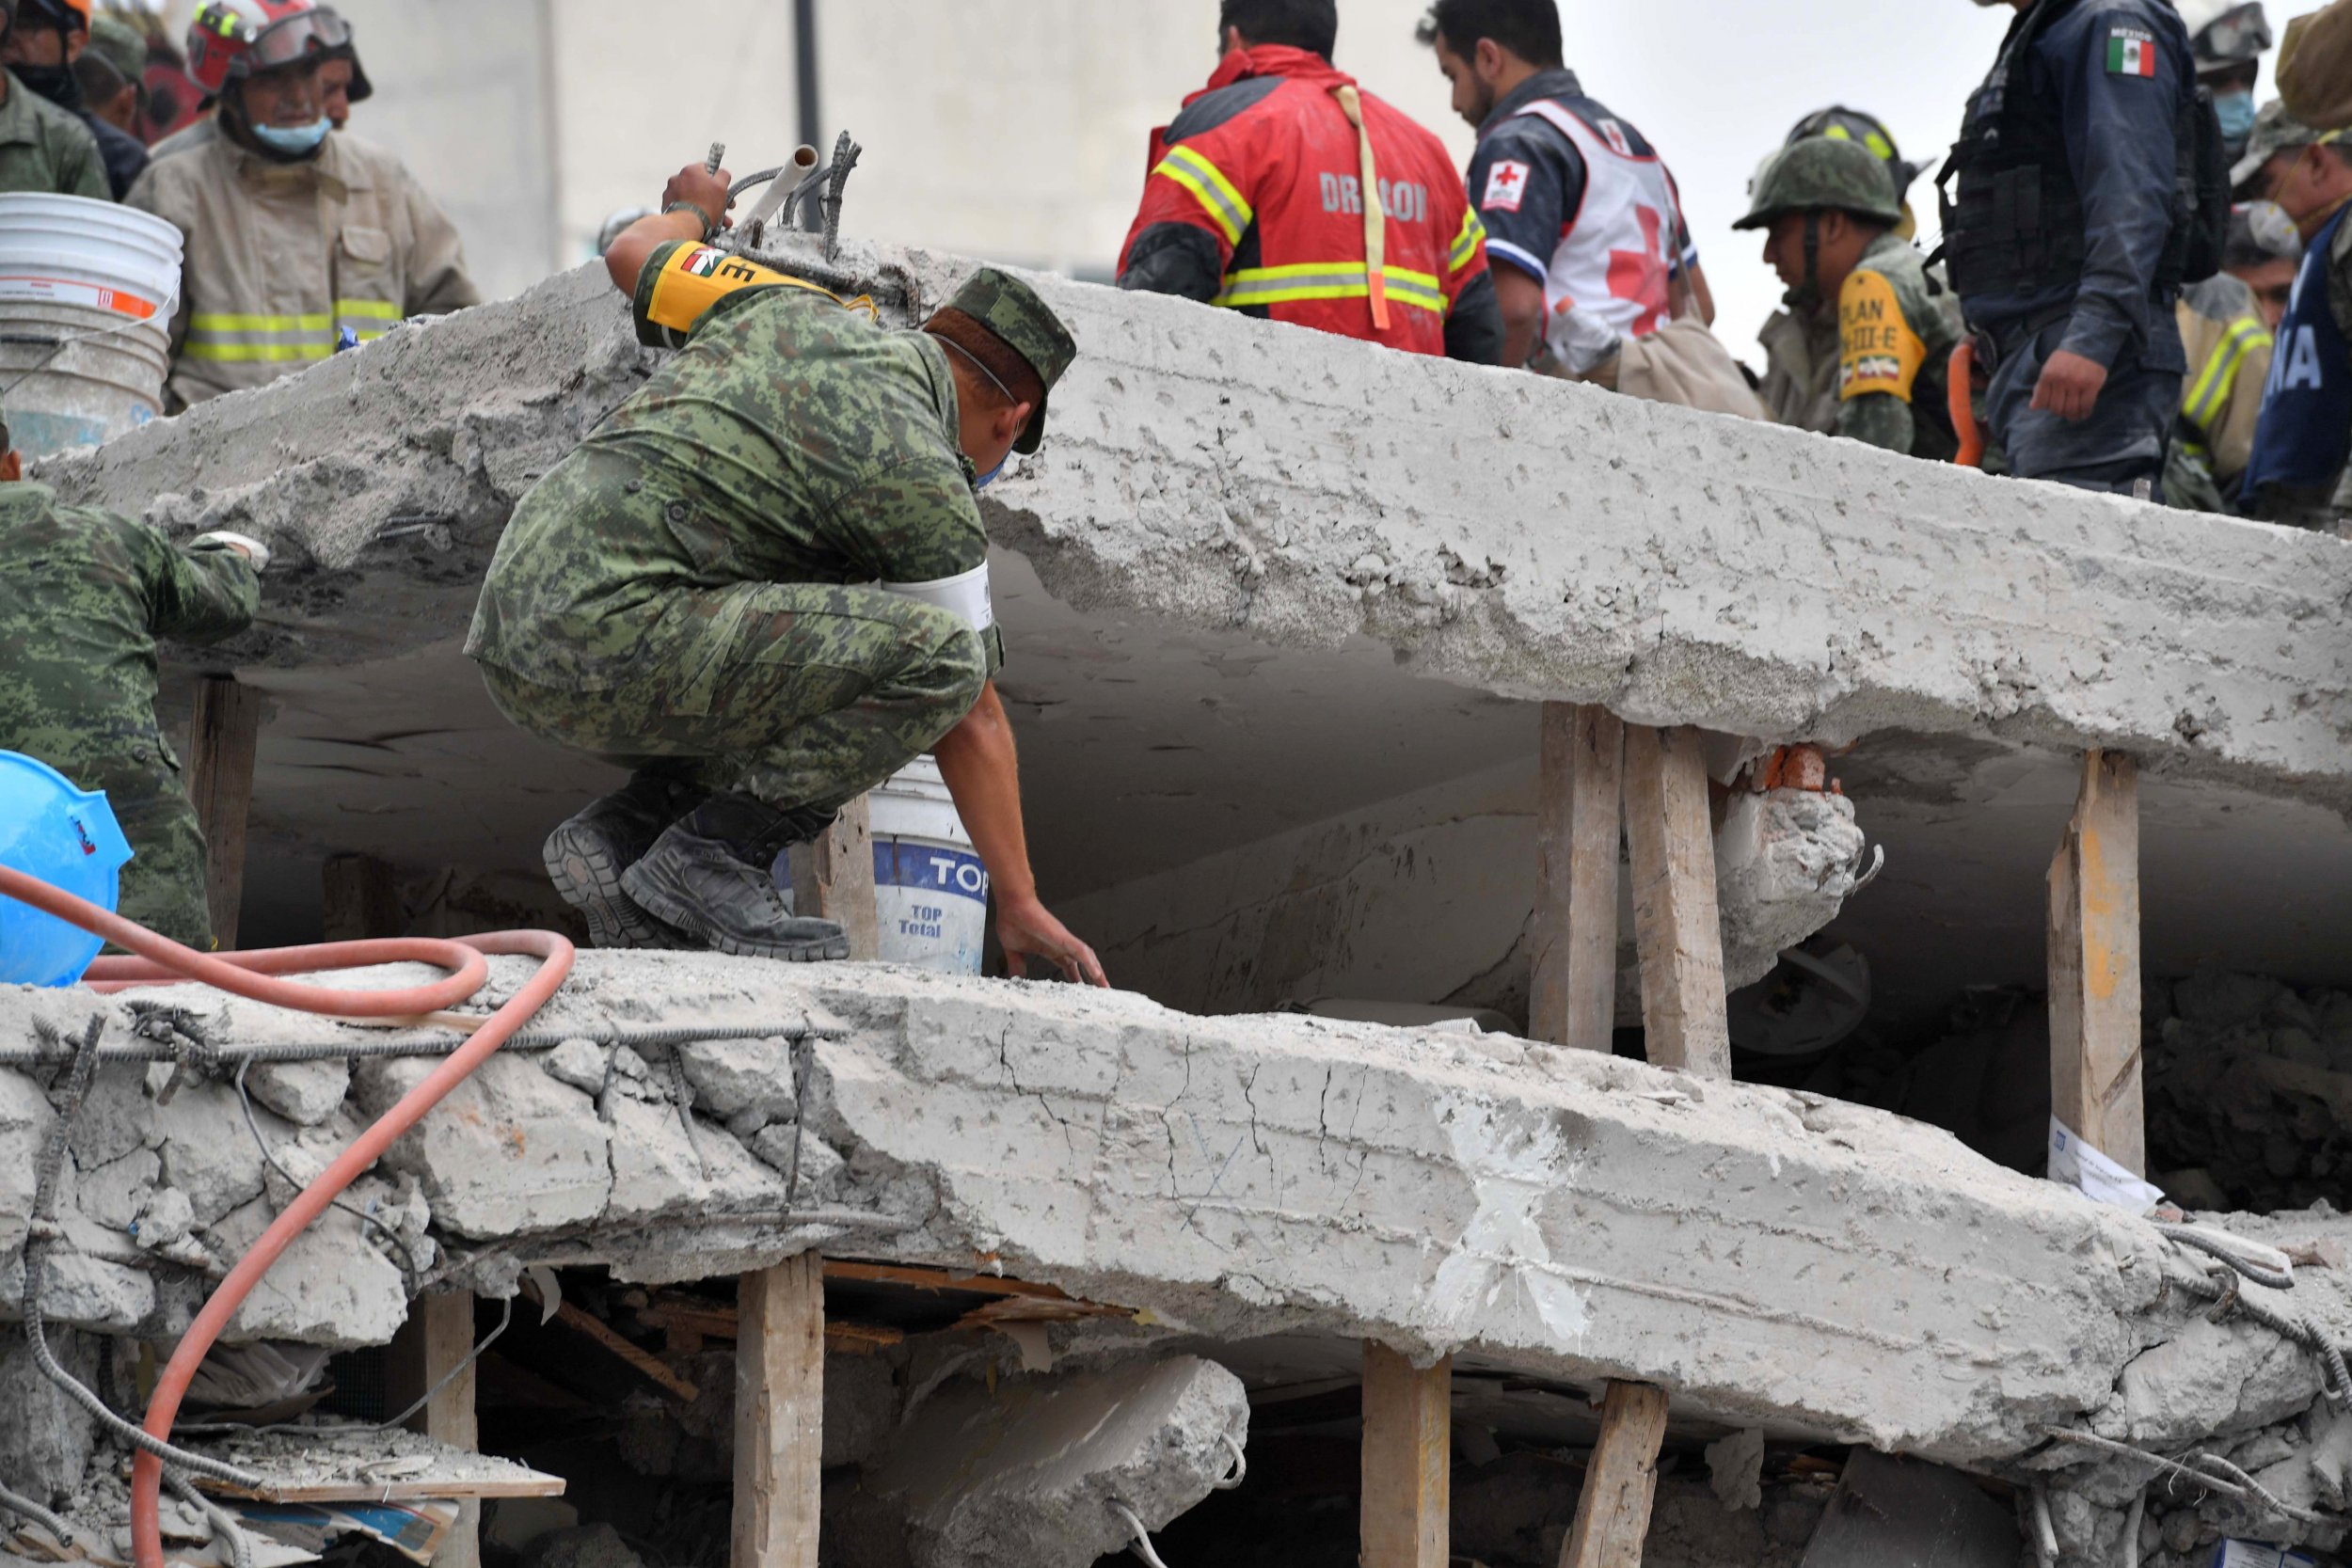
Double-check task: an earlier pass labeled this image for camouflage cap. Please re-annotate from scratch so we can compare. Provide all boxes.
[1732,137,1904,231]
[86,12,148,84]
[944,267,1076,455]
[2233,100,2343,192]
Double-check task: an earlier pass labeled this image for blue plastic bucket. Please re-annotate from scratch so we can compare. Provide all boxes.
[0,751,133,988]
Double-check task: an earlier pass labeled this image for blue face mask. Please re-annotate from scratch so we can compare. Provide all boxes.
[973,460,1005,490]
[2215,91,2259,145]
[250,116,332,156]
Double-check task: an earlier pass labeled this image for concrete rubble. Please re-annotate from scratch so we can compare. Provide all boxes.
[31,235,2352,814]
[837,1354,1248,1568]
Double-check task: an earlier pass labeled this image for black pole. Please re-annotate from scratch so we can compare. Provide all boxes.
[795,0,820,151]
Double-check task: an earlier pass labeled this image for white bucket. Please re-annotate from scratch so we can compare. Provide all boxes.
[869,756,988,974]
[0,194,181,457]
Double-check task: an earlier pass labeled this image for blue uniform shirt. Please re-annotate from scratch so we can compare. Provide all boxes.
[1961,0,2195,373]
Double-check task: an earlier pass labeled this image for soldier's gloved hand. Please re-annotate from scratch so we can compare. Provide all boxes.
[193,531,271,573]
[660,165,736,239]
[2030,350,2109,424]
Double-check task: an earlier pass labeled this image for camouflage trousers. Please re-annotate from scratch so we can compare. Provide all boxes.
[6,736,214,949]
[477,581,987,817]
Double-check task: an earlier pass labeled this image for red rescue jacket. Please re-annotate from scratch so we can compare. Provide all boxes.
[1118,46,1490,359]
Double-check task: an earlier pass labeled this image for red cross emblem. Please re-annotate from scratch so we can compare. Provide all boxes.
[1483,159,1531,214]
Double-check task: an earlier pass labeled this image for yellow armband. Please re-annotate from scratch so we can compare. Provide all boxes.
[1837,270,1928,404]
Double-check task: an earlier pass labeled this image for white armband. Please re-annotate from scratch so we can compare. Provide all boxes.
[193,531,271,574]
[882,563,994,633]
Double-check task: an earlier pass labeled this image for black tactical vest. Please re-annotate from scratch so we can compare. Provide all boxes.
[1943,0,2092,302]
[1942,0,2221,305]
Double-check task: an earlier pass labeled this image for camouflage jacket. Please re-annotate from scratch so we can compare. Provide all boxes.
[0,484,258,780]
[0,69,107,200]
[1758,301,1841,436]
[468,241,1004,690]
[1836,232,1964,463]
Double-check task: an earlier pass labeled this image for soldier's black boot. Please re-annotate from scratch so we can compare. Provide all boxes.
[619,793,849,962]
[543,772,703,950]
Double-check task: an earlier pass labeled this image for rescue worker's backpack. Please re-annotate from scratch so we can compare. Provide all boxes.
[2175,85,2233,286]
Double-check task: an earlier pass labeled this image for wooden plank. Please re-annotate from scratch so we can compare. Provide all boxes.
[1360,1342,1450,1568]
[186,674,263,949]
[821,1259,1073,1301]
[734,1254,825,1568]
[206,1475,568,1505]
[387,1292,482,1568]
[2048,750,2145,1175]
[1533,704,1625,1053]
[1622,725,1731,1080]
[814,796,881,959]
[1559,1381,1672,1568]
[550,1301,700,1402]
[322,852,402,942]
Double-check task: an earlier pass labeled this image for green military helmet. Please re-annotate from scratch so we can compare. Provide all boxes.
[87,13,151,87]
[1732,136,1905,232]
[940,267,1077,455]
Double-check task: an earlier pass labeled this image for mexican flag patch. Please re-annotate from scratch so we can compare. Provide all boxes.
[2107,27,2158,77]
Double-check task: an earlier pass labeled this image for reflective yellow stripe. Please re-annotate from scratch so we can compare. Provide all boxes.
[1215,262,1447,314]
[1154,145,1253,247]
[335,298,404,322]
[1451,208,1487,274]
[190,311,333,332]
[2182,317,2270,432]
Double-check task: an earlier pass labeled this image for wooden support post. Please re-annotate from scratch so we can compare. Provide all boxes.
[1533,705,1626,1053]
[187,674,263,949]
[1622,725,1731,1080]
[734,1253,824,1568]
[2048,750,2145,1174]
[388,1292,481,1568]
[1360,1343,1450,1568]
[322,852,401,942]
[1559,1381,1672,1568]
[792,797,881,960]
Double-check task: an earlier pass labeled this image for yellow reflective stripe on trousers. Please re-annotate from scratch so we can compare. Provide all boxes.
[1154,145,1253,247]
[1451,208,1488,273]
[1215,262,1447,314]
[2182,316,2270,432]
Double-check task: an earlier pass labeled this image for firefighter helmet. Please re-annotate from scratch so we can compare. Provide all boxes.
[2177,0,2272,71]
[184,0,349,95]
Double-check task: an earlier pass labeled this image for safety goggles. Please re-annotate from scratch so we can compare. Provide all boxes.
[2201,5,2274,65]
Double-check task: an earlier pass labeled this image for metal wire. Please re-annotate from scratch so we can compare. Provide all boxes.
[2164,1259,2352,1405]
[1109,1501,1173,1568]
[166,1471,254,1568]
[2123,1490,2145,1568]
[0,1019,842,1069]
[177,1296,515,1441]
[19,1018,266,1489]
[233,1058,421,1281]
[0,1480,74,1549]
[1215,1433,1247,1491]
[2040,1427,2327,1526]
[2156,1223,2298,1290]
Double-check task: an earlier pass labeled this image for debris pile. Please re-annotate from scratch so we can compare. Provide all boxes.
[2147,973,2352,1214]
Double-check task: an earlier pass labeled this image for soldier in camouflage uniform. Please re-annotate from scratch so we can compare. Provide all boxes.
[0,417,264,947]
[1738,137,1963,462]
[467,160,1105,984]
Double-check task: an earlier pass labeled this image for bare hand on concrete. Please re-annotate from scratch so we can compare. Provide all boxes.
[998,895,1109,988]
[661,164,736,236]
[2030,349,2109,423]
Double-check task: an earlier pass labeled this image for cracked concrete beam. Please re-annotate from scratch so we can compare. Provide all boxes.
[33,239,2352,811]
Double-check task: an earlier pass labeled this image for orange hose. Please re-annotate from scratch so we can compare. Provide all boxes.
[0,863,574,1568]
[1950,341,1985,468]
